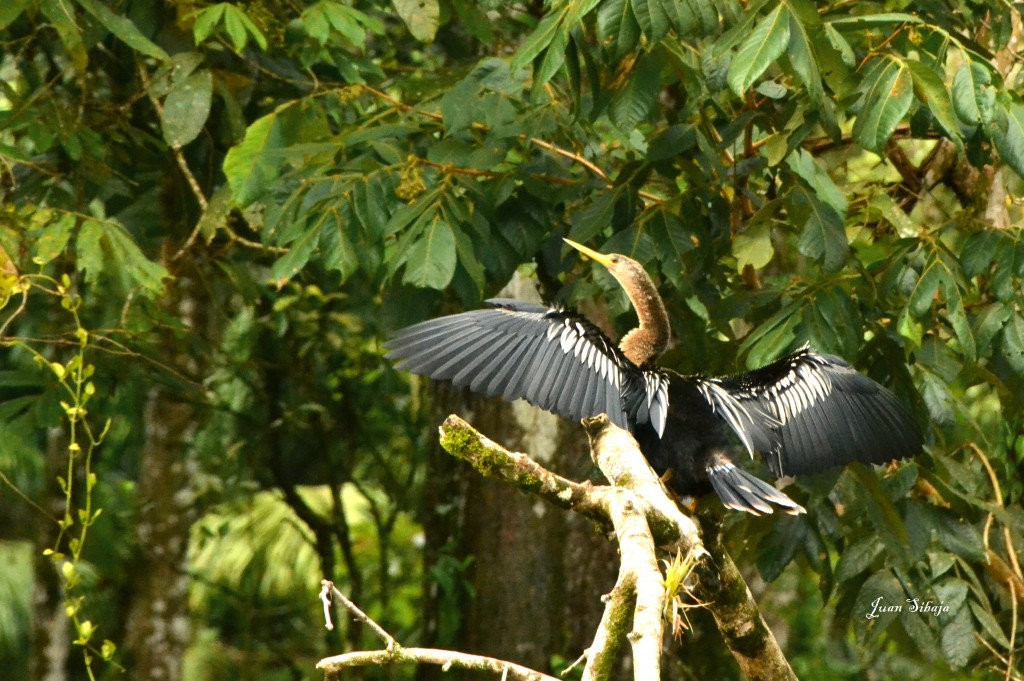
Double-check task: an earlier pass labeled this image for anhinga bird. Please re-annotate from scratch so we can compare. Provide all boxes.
[385,239,923,515]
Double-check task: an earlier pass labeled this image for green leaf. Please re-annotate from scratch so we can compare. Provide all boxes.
[402,218,456,289]
[828,13,923,28]
[392,0,440,42]
[906,60,963,149]
[933,513,985,562]
[222,5,267,51]
[905,245,975,360]
[41,0,87,70]
[800,284,860,356]
[732,221,774,271]
[854,570,904,638]
[224,105,328,209]
[319,206,360,280]
[452,224,485,295]
[919,371,955,427]
[832,536,883,588]
[270,217,320,286]
[786,148,847,219]
[162,69,212,147]
[741,304,800,368]
[727,3,791,96]
[76,220,170,295]
[969,599,1011,648]
[756,515,807,581]
[192,4,226,44]
[224,111,281,208]
[596,0,641,61]
[785,0,824,106]
[533,26,569,95]
[570,192,618,243]
[788,185,848,272]
[451,0,495,46]
[610,54,661,130]
[940,606,976,669]
[513,8,568,70]
[959,230,1004,277]
[853,58,913,154]
[1002,312,1024,376]
[951,62,992,126]
[0,0,30,30]
[667,0,717,36]
[933,578,969,614]
[632,0,671,42]
[974,302,1011,356]
[850,465,912,567]
[989,101,1024,180]
[76,0,170,61]
[35,213,77,264]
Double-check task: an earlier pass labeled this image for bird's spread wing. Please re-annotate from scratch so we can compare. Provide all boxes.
[708,347,922,477]
[385,299,670,435]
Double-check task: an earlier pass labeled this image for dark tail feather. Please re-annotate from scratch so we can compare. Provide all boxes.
[707,463,806,516]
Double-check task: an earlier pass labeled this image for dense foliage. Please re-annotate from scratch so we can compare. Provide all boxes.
[0,0,1022,679]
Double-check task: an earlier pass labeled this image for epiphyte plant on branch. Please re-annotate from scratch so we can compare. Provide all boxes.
[386,239,924,515]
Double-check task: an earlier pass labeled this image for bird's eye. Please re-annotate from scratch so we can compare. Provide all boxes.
[610,256,620,264]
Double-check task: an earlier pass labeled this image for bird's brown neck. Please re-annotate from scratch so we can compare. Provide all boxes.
[618,271,671,367]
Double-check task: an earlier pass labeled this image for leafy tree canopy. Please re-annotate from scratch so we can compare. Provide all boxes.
[0,0,1022,678]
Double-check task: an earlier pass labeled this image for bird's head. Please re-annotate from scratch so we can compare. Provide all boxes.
[563,239,649,293]
[563,238,671,365]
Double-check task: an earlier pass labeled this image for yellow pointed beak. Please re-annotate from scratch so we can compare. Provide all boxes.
[563,238,615,269]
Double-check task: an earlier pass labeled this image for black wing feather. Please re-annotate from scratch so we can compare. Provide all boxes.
[713,347,922,477]
[386,299,668,434]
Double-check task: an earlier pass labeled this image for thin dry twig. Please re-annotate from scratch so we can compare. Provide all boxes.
[1008,579,1018,681]
[321,580,395,649]
[318,647,559,680]
[317,579,560,681]
[968,442,1024,582]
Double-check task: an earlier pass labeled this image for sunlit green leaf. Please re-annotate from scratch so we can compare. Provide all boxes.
[0,0,29,30]
[35,213,77,264]
[76,220,169,295]
[402,218,456,289]
[393,0,440,42]
[727,3,791,96]
[732,221,774,271]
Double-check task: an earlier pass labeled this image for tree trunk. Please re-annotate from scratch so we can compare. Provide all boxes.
[417,272,619,678]
[121,274,204,681]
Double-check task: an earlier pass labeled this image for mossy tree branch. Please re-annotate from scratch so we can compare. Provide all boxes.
[437,413,798,681]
